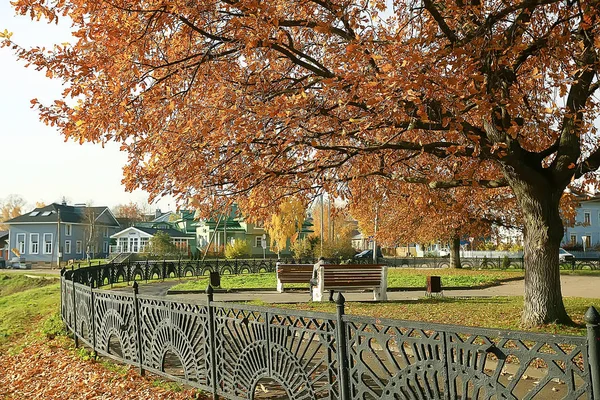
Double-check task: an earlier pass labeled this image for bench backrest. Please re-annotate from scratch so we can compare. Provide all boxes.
[321,264,385,288]
[276,264,314,283]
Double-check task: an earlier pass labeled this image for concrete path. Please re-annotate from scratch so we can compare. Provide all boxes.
[118,274,600,303]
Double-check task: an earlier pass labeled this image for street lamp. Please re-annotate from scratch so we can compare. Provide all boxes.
[262,233,267,259]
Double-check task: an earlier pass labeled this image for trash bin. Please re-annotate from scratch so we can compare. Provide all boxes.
[0,260,5,269]
[426,276,442,296]
[210,271,221,288]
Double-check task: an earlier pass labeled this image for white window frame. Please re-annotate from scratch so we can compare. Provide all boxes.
[65,224,72,236]
[17,233,26,255]
[255,236,263,248]
[76,240,83,254]
[29,233,39,255]
[43,233,53,254]
[64,240,72,254]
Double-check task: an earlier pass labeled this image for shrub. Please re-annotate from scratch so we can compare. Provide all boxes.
[315,239,356,262]
[502,256,510,269]
[225,240,251,259]
[290,238,314,259]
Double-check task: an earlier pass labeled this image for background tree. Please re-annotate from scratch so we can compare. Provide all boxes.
[5,0,600,326]
[309,199,356,259]
[148,231,176,260]
[349,179,520,268]
[112,201,149,224]
[265,197,306,257]
[0,195,26,230]
[82,203,102,259]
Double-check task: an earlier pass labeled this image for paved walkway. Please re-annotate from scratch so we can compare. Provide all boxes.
[120,275,600,302]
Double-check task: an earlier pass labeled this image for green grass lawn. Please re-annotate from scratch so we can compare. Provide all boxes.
[0,274,61,352]
[169,268,524,291]
[249,296,600,336]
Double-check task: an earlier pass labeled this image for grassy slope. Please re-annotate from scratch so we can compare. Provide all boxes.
[0,275,60,351]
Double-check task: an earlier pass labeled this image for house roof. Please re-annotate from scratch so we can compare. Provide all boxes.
[5,203,120,226]
[0,231,8,241]
[112,226,194,239]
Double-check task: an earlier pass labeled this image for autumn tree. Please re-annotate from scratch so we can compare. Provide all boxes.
[5,0,600,326]
[113,202,146,223]
[264,197,306,257]
[349,179,520,268]
[0,195,26,230]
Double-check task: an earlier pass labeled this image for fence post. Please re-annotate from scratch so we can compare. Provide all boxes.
[335,293,350,400]
[72,266,79,348]
[586,306,600,400]
[132,281,145,376]
[90,281,97,358]
[206,285,219,400]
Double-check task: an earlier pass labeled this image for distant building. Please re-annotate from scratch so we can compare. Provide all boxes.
[4,202,120,267]
[0,231,8,261]
[562,193,600,249]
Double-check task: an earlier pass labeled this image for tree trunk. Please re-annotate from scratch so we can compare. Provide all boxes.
[511,181,571,326]
[449,235,462,268]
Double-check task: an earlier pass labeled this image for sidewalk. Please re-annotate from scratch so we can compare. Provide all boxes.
[124,275,600,302]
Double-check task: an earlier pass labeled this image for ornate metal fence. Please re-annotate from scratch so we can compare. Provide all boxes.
[61,265,600,399]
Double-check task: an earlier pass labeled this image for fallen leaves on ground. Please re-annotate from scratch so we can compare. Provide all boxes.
[0,339,204,399]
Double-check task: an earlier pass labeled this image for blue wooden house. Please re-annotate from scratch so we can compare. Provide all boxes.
[5,202,120,267]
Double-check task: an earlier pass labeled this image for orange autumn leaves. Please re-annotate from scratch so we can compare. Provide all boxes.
[0,339,202,399]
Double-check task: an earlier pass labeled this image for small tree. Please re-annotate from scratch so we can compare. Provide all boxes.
[0,194,26,230]
[290,238,314,260]
[224,240,251,260]
[265,197,306,257]
[149,231,176,260]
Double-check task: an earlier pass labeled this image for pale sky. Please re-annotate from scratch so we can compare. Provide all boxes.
[0,2,174,212]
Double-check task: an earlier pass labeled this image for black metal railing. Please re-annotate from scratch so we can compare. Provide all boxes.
[61,264,600,400]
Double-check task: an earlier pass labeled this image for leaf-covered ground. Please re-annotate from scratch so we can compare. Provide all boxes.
[0,338,203,399]
[0,273,204,399]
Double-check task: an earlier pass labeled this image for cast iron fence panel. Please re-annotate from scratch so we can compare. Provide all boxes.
[60,263,600,400]
[212,302,340,399]
[93,290,139,365]
[137,296,212,391]
[386,257,525,270]
[345,314,590,399]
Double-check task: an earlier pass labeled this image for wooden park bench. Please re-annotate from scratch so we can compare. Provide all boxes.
[276,263,314,293]
[312,261,388,302]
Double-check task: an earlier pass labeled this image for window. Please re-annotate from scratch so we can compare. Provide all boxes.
[64,240,71,254]
[29,211,39,216]
[76,241,82,254]
[16,234,26,254]
[41,211,53,217]
[103,241,108,254]
[570,234,577,245]
[583,235,592,249]
[103,227,109,238]
[29,233,39,254]
[43,233,53,254]
[65,224,72,236]
[255,236,264,248]
[584,212,591,225]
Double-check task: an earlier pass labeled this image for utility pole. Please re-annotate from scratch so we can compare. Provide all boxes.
[373,205,379,264]
[56,209,61,269]
[320,194,324,257]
